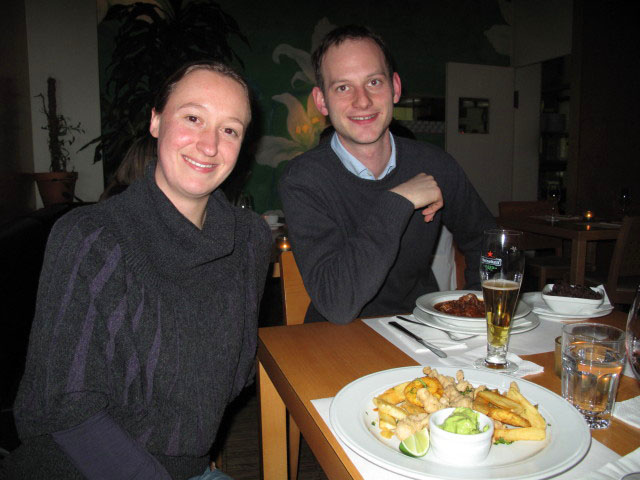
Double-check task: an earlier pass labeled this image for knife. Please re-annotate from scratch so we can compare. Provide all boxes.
[388,321,448,358]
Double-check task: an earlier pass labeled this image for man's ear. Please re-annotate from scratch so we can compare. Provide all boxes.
[312,86,329,116]
[392,72,402,104]
[149,108,160,138]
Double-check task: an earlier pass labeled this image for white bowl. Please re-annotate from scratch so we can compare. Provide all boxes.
[428,407,494,465]
[262,214,279,226]
[541,284,604,315]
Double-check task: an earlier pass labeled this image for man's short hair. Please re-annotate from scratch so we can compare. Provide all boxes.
[311,25,395,92]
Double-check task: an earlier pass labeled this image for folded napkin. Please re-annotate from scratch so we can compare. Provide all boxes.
[437,345,545,378]
[614,396,640,428]
[583,447,640,480]
[376,316,468,352]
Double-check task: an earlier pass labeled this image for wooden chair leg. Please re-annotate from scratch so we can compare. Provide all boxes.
[287,412,300,480]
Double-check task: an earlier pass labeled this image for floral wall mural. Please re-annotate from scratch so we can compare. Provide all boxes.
[254,18,334,169]
[97,1,510,213]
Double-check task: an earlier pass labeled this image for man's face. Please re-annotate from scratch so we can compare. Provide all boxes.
[312,38,401,155]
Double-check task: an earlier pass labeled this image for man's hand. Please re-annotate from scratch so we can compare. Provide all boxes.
[389,173,443,222]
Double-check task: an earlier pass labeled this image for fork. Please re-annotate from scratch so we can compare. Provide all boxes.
[395,315,477,341]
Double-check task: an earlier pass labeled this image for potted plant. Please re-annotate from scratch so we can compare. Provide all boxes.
[34,77,85,206]
[82,0,248,183]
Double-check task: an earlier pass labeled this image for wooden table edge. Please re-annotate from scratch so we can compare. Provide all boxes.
[258,338,364,480]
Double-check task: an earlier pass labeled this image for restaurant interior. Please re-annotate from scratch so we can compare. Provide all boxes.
[1,0,639,478]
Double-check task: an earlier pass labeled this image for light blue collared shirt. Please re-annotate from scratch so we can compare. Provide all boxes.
[330,132,396,180]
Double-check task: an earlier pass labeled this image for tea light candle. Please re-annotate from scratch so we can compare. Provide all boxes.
[584,210,593,221]
[276,235,291,251]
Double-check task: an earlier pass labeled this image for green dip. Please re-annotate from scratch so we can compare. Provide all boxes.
[439,407,486,435]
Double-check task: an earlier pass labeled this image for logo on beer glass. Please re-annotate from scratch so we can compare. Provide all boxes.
[481,255,502,272]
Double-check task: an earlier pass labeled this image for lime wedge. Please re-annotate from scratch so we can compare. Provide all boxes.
[399,428,430,457]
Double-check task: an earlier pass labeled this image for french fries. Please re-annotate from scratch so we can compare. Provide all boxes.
[373,397,408,421]
[376,381,409,404]
[507,382,547,429]
[477,390,524,415]
[378,411,397,430]
[372,368,546,445]
[494,426,546,442]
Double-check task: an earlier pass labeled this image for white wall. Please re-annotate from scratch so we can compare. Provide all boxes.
[25,0,103,206]
[512,0,573,67]
[513,63,541,201]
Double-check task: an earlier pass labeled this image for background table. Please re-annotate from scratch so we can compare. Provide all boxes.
[498,217,621,285]
[258,311,639,479]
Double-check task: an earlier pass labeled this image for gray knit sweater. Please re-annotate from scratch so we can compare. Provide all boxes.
[10,164,271,478]
[279,137,496,324]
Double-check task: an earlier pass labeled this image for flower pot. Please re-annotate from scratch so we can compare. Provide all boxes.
[33,172,78,206]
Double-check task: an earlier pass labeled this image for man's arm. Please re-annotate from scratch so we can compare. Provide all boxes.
[279,162,444,324]
[390,173,444,222]
[279,172,415,324]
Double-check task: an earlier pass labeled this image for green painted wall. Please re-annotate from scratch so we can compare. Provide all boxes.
[98,0,510,212]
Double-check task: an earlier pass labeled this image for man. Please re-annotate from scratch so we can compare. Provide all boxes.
[278,25,495,324]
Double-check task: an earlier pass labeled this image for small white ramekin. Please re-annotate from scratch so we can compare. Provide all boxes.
[428,407,494,465]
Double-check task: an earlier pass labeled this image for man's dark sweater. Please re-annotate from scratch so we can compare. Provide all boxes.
[278,137,496,324]
[7,164,272,479]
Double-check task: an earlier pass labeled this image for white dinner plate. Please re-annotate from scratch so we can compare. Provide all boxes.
[520,292,614,322]
[330,366,590,480]
[412,308,540,336]
[416,290,531,327]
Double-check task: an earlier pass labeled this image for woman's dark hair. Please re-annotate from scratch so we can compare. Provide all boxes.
[311,25,395,92]
[153,61,251,116]
[100,60,251,201]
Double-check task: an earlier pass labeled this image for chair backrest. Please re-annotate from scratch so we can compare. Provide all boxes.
[453,243,466,290]
[607,216,640,301]
[279,250,311,326]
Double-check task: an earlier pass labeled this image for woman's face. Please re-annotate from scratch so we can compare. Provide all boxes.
[150,69,250,212]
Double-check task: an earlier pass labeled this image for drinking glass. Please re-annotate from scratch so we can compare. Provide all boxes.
[474,229,525,373]
[626,285,640,381]
[561,323,626,429]
[547,183,561,222]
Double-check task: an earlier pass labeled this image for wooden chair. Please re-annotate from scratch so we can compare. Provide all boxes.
[498,201,570,289]
[280,250,311,326]
[585,216,640,305]
[278,250,310,480]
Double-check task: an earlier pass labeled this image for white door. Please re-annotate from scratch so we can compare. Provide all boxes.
[445,62,540,215]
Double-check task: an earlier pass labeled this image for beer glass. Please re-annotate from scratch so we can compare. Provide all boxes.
[474,229,525,373]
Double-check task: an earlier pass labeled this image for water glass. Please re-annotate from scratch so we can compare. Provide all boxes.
[474,229,525,373]
[626,285,640,381]
[561,323,626,429]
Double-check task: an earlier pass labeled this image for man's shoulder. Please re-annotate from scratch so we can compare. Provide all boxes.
[395,136,449,161]
[280,141,335,182]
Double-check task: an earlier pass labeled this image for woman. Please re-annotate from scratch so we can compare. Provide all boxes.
[6,62,271,479]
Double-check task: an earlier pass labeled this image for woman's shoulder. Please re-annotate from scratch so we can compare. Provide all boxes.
[47,203,122,255]
[235,207,272,250]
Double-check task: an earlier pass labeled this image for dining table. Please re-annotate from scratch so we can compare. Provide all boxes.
[497,216,621,285]
[257,309,640,480]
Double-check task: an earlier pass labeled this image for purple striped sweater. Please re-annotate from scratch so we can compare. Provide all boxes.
[10,165,271,478]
